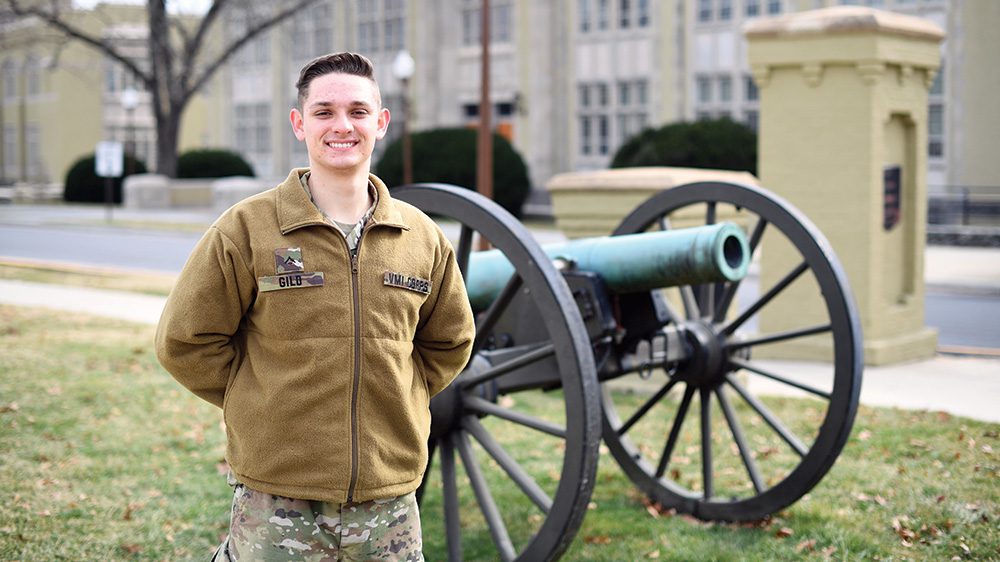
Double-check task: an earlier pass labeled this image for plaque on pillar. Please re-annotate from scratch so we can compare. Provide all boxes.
[883,165,901,231]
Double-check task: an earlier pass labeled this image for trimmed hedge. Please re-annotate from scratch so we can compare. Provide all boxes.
[375,128,531,219]
[611,118,757,175]
[63,153,147,204]
[177,148,254,178]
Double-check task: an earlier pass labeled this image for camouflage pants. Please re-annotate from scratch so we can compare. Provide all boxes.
[211,480,423,561]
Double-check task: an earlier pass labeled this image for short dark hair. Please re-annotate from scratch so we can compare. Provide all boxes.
[295,52,380,109]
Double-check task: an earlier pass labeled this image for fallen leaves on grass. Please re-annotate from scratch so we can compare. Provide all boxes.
[584,535,612,545]
[892,516,916,546]
[775,527,793,538]
[795,538,817,553]
[640,497,675,519]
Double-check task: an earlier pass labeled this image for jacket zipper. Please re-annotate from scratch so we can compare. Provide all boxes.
[347,241,362,502]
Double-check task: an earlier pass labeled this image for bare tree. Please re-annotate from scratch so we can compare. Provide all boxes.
[3,0,322,177]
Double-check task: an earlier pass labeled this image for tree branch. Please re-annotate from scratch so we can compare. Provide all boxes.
[5,0,152,88]
[183,0,320,105]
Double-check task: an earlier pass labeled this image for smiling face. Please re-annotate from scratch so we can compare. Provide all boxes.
[289,72,390,178]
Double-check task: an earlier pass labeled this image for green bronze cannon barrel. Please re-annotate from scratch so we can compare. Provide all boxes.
[465,222,750,311]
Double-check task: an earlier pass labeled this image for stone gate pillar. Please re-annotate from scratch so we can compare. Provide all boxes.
[745,7,944,365]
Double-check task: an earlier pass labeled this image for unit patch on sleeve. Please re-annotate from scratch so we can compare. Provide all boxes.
[258,247,324,292]
[384,271,432,295]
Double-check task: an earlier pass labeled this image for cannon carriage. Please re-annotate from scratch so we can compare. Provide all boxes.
[394,181,862,562]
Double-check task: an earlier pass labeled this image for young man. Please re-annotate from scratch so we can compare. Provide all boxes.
[155,52,475,560]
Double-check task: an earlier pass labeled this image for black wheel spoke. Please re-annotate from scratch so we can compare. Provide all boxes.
[472,273,524,356]
[713,218,767,322]
[700,387,714,500]
[726,375,808,457]
[747,217,768,254]
[705,201,717,225]
[712,281,738,323]
[727,323,832,350]
[617,379,679,436]
[463,416,553,513]
[722,261,809,336]
[655,384,696,478]
[456,428,517,562]
[680,285,701,320]
[714,385,765,494]
[416,439,437,504]
[460,343,555,389]
[700,282,716,319]
[457,225,474,281]
[729,357,832,399]
[464,395,566,438]
[441,435,463,562]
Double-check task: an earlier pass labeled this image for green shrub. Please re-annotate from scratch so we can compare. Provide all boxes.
[177,148,254,178]
[375,128,531,218]
[611,118,757,175]
[63,153,147,204]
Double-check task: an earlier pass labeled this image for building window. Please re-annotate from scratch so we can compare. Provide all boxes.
[767,0,782,15]
[235,102,271,166]
[719,75,732,103]
[25,124,41,179]
[25,57,41,96]
[719,0,732,21]
[3,125,16,178]
[597,0,609,30]
[579,79,648,160]
[598,115,609,155]
[618,81,630,106]
[384,17,404,51]
[744,75,759,101]
[636,80,647,104]
[696,110,713,121]
[2,60,16,100]
[637,0,650,26]
[461,1,513,45]
[746,0,760,17]
[698,0,712,22]
[293,3,332,59]
[597,83,609,107]
[744,110,759,132]
[697,75,712,103]
[620,0,630,28]
[579,0,591,32]
[928,104,943,157]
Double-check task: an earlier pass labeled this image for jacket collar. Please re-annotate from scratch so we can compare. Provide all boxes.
[277,168,410,234]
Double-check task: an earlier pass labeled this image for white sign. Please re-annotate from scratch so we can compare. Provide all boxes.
[95,141,124,178]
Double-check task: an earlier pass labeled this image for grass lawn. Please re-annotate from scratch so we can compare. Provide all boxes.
[0,261,176,297]
[1,305,997,561]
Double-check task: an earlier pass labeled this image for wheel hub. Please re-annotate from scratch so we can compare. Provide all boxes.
[429,354,495,439]
[673,320,729,387]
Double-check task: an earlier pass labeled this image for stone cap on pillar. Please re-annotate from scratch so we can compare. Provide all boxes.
[745,6,944,88]
[744,6,944,42]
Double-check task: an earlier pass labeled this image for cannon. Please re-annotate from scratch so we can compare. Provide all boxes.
[393,181,862,562]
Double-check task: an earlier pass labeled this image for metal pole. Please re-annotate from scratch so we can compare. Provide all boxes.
[477,0,493,249]
[104,176,113,223]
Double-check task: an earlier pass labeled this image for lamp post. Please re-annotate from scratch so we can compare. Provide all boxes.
[392,50,415,186]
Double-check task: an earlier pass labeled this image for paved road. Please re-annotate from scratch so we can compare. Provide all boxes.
[0,224,201,273]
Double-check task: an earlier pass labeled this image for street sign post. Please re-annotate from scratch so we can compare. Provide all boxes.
[95,141,123,223]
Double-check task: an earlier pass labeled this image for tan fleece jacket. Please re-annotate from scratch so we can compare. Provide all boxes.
[155,169,475,503]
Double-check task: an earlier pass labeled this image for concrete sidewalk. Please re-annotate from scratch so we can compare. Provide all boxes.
[1,276,997,424]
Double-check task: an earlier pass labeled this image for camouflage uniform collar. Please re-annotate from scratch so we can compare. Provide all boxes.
[277,168,409,234]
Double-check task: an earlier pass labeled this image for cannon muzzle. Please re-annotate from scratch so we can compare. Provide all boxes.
[465,222,750,311]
